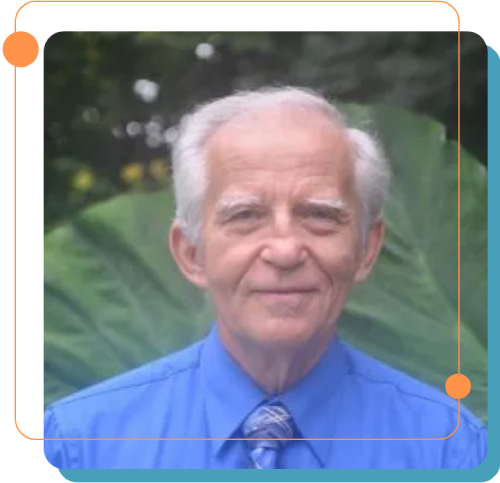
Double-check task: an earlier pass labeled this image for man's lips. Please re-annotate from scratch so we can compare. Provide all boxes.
[252,290,316,308]
[252,288,318,300]
[252,288,317,294]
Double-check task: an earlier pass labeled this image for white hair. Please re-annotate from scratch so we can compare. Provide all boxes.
[171,86,390,245]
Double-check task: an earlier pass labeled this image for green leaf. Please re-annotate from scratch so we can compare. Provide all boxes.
[44,105,487,423]
[44,191,215,405]
[339,105,487,422]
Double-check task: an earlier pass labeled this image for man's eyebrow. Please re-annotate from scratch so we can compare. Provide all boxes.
[214,196,350,218]
[301,198,350,211]
[214,195,262,216]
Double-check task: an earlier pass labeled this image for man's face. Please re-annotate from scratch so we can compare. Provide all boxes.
[173,106,382,352]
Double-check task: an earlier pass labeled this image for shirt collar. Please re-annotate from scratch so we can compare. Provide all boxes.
[278,333,348,466]
[200,326,267,455]
[200,325,349,466]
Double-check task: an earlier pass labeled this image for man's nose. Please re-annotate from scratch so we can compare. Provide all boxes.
[260,210,306,269]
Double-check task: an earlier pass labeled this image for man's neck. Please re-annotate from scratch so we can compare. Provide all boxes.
[217,327,334,395]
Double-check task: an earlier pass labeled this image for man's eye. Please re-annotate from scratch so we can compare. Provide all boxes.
[305,208,336,220]
[231,210,259,221]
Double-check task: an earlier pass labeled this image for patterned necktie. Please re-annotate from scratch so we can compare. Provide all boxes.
[242,402,296,469]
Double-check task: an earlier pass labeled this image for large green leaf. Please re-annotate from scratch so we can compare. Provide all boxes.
[44,192,215,405]
[340,105,487,421]
[44,105,487,422]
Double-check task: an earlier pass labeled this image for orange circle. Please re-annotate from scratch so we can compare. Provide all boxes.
[3,32,39,67]
[445,373,471,399]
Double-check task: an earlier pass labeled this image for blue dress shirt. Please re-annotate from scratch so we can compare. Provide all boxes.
[44,327,487,469]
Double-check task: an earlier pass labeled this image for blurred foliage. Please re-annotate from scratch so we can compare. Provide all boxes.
[44,32,487,230]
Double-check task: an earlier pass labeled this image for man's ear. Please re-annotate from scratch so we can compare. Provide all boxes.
[168,222,208,290]
[354,218,385,284]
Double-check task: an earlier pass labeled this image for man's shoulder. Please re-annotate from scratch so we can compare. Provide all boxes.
[340,341,484,431]
[47,339,205,417]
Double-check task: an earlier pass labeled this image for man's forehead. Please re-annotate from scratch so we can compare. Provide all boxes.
[207,111,348,171]
[203,104,354,202]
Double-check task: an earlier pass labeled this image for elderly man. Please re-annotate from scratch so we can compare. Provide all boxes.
[44,87,487,469]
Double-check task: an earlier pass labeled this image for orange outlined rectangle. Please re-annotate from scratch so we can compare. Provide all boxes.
[14,0,463,443]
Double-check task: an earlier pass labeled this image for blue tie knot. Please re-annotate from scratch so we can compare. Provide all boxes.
[242,402,296,468]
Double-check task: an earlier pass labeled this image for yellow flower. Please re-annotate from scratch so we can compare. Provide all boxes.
[121,163,144,184]
[72,168,94,192]
[149,158,170,181]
